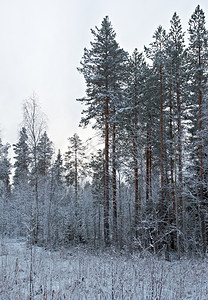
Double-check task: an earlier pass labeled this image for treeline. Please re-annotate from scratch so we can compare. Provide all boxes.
[0,5,208,258]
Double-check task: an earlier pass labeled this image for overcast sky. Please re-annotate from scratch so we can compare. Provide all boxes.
[0,0,207,156]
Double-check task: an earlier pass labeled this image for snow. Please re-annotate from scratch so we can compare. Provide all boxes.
[0,239,208,299]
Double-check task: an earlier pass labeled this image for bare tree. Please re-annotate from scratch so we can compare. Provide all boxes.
[23,94,46,243]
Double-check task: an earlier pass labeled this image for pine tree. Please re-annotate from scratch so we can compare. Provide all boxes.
[124,49,147,231]
[145,26,168,250]
[13,127,30,186]
[165,12,187,256]
[145,25,167,202]
[0,138,11,239]
[46,150,65,247]
[52,149,64,186]
[187,5,208,254]
[89,149,105,245]
[64,133,86,202]
[37,131,53,177]
[12,127,31,237]
[78,16,128,245]
[0,138,10,194]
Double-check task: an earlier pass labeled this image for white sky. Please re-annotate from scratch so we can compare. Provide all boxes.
[0,0,207,156]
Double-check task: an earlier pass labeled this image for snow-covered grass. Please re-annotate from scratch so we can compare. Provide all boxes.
[0,239,208,299]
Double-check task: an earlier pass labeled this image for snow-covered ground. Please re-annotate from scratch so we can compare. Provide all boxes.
[0,239,208,299]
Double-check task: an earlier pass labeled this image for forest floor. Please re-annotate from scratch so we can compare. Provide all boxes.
[0,239,208,299]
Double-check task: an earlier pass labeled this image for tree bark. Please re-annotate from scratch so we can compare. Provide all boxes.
[112,123,117,242]
[104,94,110,246]
[176,79,183,220]
[198,51,206,254]
[160,64,164,204]
[75,147,78,202]
[133,132,139,232]
[169,98,175,222]
[146,118,152,203]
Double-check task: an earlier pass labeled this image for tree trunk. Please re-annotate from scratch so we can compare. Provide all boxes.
[133,128,139,232]
[34,146,39,244]
[149,129,152,200]
[112,123,117,242]
[198,51,206,254]
[176,79,183,222]
[104,95,110,246]
[75,148,78,202]
[146,118,151,203]
[169,97,175,222]
[146,127,149,202]
[132,97,139,235]
[160,64,164,205]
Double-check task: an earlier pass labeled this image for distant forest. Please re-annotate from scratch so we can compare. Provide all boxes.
[0,5,207,258]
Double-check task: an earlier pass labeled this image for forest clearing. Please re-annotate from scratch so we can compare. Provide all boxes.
[1,239,208,299]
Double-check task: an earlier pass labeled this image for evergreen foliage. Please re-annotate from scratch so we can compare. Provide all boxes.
[1,7,208,256]
[13,127,30,186]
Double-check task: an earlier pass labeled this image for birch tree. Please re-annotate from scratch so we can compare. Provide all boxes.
[23,95,46,243]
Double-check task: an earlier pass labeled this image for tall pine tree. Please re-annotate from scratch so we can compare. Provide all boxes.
[187,5,208,254]
[78,16,128,245]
